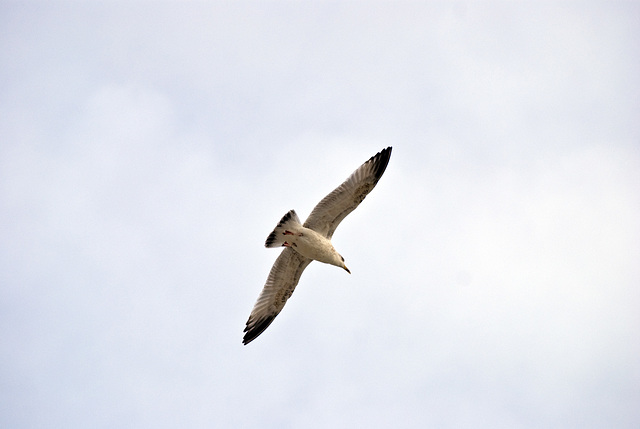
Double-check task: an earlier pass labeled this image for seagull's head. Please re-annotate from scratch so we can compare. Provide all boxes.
[339,254,351,274]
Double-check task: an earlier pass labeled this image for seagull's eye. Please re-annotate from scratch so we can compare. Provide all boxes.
[340,256,344,262]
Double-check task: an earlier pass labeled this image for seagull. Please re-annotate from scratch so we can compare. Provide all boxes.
[243,147,392,345]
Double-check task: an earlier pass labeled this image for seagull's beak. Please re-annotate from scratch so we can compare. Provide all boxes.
[343,265,351,274]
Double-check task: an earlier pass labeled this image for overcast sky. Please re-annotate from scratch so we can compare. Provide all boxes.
[1,2,639,428]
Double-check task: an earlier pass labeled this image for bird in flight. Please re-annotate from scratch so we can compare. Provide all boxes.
[243,147,392,345]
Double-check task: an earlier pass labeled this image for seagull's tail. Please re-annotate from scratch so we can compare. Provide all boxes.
[265,209,302,248]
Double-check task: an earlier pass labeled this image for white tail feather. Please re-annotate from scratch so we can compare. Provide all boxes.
[265,210,302,248]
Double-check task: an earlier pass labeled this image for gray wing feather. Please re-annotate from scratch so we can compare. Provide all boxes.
[304,147,392,238]
[243,248,312,345]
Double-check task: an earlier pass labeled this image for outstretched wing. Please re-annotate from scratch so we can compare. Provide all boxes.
[304,147,392,238]
[243,248,312,345]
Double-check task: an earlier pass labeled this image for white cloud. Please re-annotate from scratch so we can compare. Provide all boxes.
[1,2,639,429]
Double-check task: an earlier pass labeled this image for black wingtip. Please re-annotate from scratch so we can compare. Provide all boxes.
[370,147,392,183]
[242,315,276,345]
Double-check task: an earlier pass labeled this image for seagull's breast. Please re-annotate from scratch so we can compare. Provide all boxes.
[291,227,337,264]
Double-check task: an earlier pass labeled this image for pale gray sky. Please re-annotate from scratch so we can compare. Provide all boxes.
[1,2,639,428]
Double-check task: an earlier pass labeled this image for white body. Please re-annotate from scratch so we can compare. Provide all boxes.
[284,225,347,269]
[264,209,348,271]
